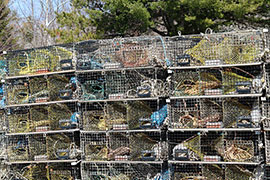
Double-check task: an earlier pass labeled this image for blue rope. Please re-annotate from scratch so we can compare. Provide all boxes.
[158,36,171,67]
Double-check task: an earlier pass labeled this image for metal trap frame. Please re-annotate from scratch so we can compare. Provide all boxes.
[5,44,75,77]
[108,131,130,161]
[6,73,77,105]
[7,135,29,162]
[81,131,108,161]
[168,131,261,163]
[169,30,265,67]
[169,96,261,129]
[77,68,168,100]
[80,99,161,131]
[81,162,163,180]
[76,36,169,71]
[171,65,263,96]
[129,131,165,161]
[169,163,260,180]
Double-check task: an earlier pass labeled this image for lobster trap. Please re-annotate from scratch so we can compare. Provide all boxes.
[80,99,161,131]
[108,132,130,161]
[46,132,80,160]
[6,73,77,105]
[171,65,263,96]
[168,131,261,163]
[169,96,261,129]
[7,135,29,162]
[81,132,108,161]
[7,102,78,133]
[81,162,164,180]
[5,44,75,77]
[78,68,168,100]
[76,37,169,70]
[129,131,165,161]
[7,163,79,180]
[169,30,265,67]
[169,163,261,180]
[0,133,6,159]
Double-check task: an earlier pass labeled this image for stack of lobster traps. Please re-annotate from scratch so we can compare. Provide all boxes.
[3,44,81,179]
[77,37,170,180]
[1,28,270,179]
[167,29,268,180]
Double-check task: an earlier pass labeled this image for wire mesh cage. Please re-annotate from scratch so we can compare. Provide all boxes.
[169,163,261,180]
[262,99,270,129]
[169,30,264,67]
[108,132,130,161]
[0,133,6,159]
[80,99,164,131]
[264,132,270,164]
[129,131,166,161]
[168,131,261,163]
[81,132,108,161]
[46,132,80,161]
[5,44,75,77]
[76,37,168,70]
[7,135,29,162]
[7,107,30,133]
[6,73,77,105]
[78,68,168,100]
[81,162,164,180]
[171,65,263,96]
[80,102,107,131]
[0,109,6,131]
[7,102,78,133]
[169,96,261,129]
[6,163,79,180]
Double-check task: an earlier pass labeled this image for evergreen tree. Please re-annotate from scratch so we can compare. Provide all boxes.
[0,0,17,54]
[49,0,270,42]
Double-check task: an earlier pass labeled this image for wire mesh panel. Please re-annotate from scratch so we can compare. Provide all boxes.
[0,133,6,159]
[108,132,130,161]
[81,162,163,180]
[81,132,108,161]
[7,107,30,133]
[7,163,79,180]
[0,109,6,131]
[165,35,202,67]
[170,163,224,180]
[0,162,9,180]
[6,79,29,105]
[29,134,47,161]
[46,132,80,160]
[223,96,261,128]
[168,131,261,163]
[7,135,29,162]
[265,63,270,94]
[222,65,263,95]
[129,131,165,161]
[7,102,78,133]
[76,37,168,70]
[6,73,77,105]
[5,44,75,77]
[77,71,106,100]
[170,30,264,67]
[47,163,80,180]
[169,163,260,180]
[80,102,107,131]
[264,132,270,164]
[171,65,263,96]
[169,97,261,129]
[262,98,270,128]
[225,164,262,180]
[78,68,168,100]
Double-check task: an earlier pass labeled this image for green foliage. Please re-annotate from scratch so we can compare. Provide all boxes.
[49,0,270,41]
[0,0,17,53]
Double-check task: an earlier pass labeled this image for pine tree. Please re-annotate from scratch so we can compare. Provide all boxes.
[49,0,270,42]
[0,0,17,54]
